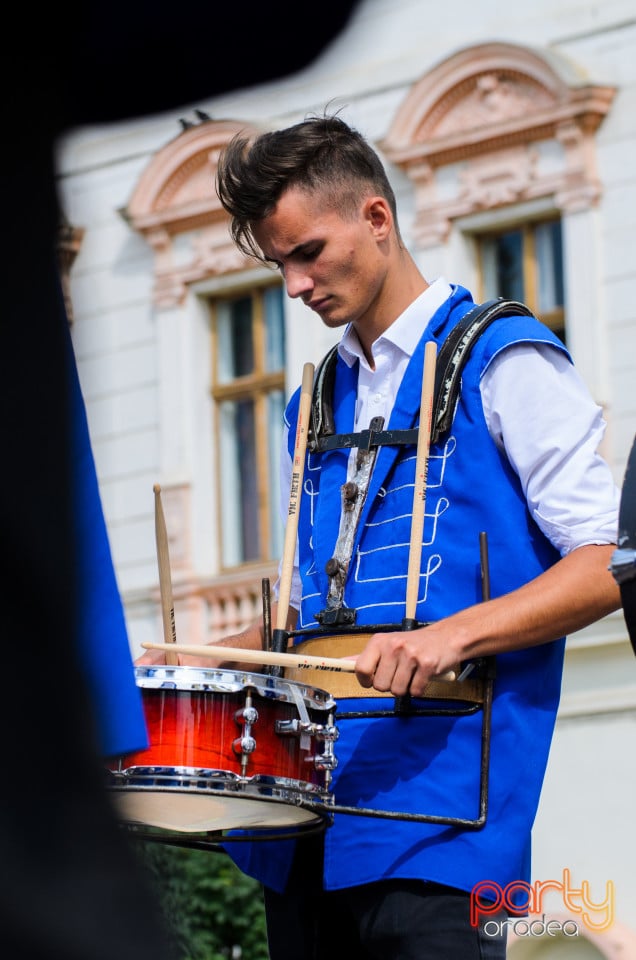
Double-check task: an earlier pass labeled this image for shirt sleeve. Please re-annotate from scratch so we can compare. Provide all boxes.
[481,341,620,556]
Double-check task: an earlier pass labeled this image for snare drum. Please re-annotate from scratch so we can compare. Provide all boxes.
[106,666,338,840]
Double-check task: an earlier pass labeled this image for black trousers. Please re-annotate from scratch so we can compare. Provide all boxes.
[263,833,508,960]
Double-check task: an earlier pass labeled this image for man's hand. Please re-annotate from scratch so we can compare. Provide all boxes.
[354,623,464,697]
[354,544,621,697]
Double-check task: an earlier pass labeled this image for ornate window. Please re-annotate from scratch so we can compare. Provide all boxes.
[381,41,615,248]
[381,40,615,396]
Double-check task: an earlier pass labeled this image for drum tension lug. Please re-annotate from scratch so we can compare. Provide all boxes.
[275,718,338,741]
[233,694,258,767]
[275,719,339,772]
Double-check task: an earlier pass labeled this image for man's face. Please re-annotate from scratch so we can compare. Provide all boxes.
[252,185,391,333]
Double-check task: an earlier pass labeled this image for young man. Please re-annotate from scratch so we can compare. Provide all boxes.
[148,114,622,958]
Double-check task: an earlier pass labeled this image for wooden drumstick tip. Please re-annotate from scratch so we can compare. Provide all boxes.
[153,483,161,494]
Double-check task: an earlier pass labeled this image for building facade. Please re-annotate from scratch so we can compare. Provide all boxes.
[56,1,636,954]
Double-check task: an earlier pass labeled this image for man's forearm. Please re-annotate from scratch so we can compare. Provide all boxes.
[355,543,622,697]
[456,542,621,660]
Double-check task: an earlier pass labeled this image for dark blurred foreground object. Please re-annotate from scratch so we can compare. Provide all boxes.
[0,4,361,958]
[611,434,636,653]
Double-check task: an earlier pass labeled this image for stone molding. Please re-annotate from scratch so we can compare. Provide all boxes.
[124,43,616,294]
[57,217,85,324]
[380,42,615,247]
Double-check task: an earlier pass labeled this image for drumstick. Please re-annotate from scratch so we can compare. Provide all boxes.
[140,641,457,682]
[405,340,437,621]
[141,641,358,673]
[153,483,179,666]
[275,362,315,637]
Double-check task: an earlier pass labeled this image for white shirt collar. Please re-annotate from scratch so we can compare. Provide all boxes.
[339,277,452,367]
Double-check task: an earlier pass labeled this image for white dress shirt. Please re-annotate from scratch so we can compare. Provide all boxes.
[278,279,620,608]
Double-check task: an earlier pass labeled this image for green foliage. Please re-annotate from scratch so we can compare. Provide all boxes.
[137,841,269,960]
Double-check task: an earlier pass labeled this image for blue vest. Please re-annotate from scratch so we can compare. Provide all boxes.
[231,286,570,897]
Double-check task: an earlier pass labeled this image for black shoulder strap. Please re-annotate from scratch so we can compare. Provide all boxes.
[310,343,339,443]
[431,297,534,443]
[308,297,535,451]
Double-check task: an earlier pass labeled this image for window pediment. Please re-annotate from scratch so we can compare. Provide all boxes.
[125,119,260,305]
[383,42,614,165]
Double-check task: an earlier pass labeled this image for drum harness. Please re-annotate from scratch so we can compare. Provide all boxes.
[280,297,537,829]
[306,296,535,626]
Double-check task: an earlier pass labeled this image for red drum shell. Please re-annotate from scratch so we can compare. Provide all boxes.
[106,665,337,837]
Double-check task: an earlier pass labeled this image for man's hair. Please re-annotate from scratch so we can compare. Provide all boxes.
[216,113,399,262]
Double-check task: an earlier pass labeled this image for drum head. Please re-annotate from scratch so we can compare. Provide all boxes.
[133,664,336,710]
[112,789,324,833]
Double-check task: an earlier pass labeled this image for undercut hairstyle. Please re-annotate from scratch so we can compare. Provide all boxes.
[216,113,399,263]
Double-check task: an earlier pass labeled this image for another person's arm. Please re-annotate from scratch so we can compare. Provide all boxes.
[136,602,299,667]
